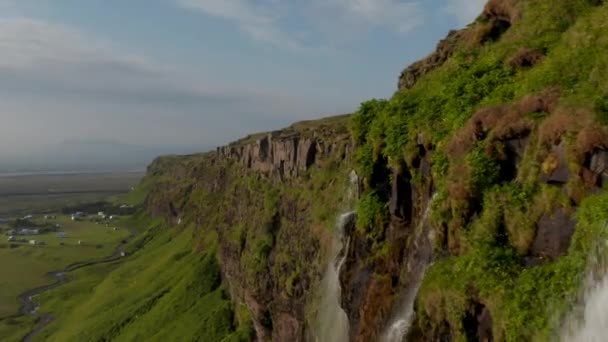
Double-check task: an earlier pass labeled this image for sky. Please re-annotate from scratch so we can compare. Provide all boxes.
[0,0,486,161]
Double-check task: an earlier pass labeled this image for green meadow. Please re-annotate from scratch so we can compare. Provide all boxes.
[0,215,131,339]
[29,222,250,342]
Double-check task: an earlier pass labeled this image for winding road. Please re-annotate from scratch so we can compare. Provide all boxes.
[16,229,136,342]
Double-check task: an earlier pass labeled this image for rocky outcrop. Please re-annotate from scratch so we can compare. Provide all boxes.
[340,143,435,341]
[527,208,577,266]
[586,149,608,187]
[398,29,465,91]
[540,142,570,184]
[217,127,351,180]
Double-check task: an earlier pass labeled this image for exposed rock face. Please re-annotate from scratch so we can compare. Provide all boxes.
[143,117,354,342]
[398,29,465,91]
[340,145,435,341]
[217,129,350,180]
[463,302,494,342]
[589,149,608,186]
[541,142,570,184]
[527,207,576,266]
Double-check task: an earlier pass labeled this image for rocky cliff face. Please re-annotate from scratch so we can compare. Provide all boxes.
[216,123,350,180]
[138,0,608,341]
[141,115,358,341]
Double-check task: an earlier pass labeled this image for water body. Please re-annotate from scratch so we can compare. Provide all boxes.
[316,211,355,342]
[382,195,436,342]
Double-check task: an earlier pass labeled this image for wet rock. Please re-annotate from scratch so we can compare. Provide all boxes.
[503,136,530,180]
[419,155,432,178]
[527,208,576,265]
[540,142,570,184]
[272,312,303,342]
[463,302,493,342]
[590,150,608,183]
[505,136,529,162]
[590,150,608,173]
[389,168,413,221]
[477,307,494,342]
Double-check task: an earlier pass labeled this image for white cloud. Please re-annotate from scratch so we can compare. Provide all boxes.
[443,0,486,25]
[0,17,271,103]
[176,0,304,50]
[176,0,423,50]
[0,17,336,153]
[0,18,156,71]
[327,0,422,33]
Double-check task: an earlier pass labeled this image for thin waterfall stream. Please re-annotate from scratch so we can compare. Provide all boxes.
[381,194,436,342]
[315,211,355,342]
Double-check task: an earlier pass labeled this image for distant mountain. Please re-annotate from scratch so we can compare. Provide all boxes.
[1,140,209,173]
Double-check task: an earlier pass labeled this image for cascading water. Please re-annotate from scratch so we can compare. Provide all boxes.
[315,211,355,342]
[561,243,608,342]
[562,272,608,342]
[381,194,437,342]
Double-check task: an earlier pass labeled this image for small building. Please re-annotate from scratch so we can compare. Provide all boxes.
[0,218,9,225]
[29,240,36,245]
[7,236,15,242]
[22,215,33,220]
[18,229,40,236]
[120,251,126,257]
[109,215,118,220]
[71,212,85,221]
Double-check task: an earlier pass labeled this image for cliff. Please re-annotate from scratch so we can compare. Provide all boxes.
[45,0,608,341]
[142,114,356,341]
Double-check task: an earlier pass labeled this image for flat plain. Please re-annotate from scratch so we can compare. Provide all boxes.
[0,172,143,215]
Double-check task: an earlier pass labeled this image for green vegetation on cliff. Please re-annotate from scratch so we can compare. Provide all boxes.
[8,1,608,341]
[350,0,608,340]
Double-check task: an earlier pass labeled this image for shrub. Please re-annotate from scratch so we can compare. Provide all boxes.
[356,191,389,242]
[351,99,388,145]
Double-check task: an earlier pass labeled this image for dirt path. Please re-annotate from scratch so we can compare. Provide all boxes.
[17,228,136,342]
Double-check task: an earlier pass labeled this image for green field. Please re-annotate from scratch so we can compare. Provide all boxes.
[0,219,250,342]
[0,216,130,318]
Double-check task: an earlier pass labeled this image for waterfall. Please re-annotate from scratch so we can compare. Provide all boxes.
[562,272,608,342]
[381,195,436,342]
[315,211,355,342]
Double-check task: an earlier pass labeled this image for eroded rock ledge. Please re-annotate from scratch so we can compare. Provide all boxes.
[217,119,352,180]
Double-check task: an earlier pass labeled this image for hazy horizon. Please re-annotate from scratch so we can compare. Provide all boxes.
[0,0,486,171]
